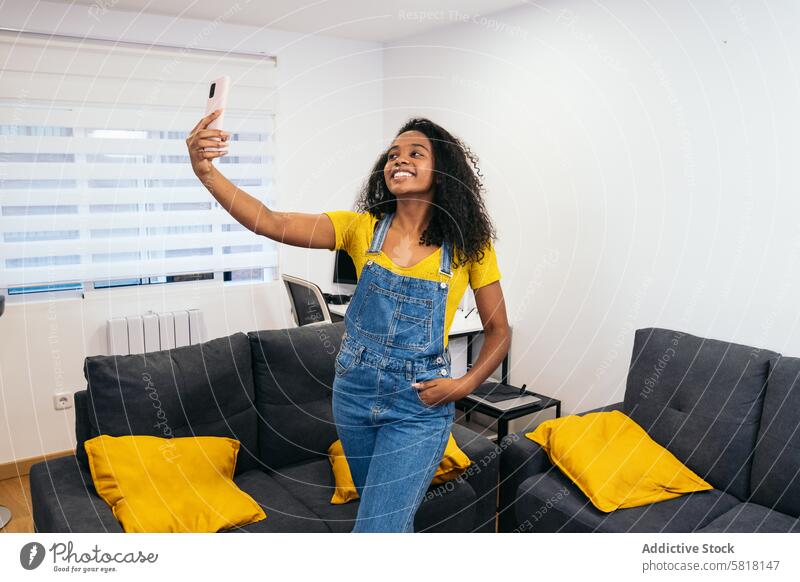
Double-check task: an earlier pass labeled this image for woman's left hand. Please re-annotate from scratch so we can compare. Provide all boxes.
[412,377,472,406]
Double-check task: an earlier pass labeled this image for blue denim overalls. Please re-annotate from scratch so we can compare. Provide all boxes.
[331,211,457,532]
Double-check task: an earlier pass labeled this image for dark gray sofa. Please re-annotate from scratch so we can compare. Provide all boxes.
[498,327,800,533]
[30,321,500,533]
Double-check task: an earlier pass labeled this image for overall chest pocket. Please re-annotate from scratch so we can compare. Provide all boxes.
[353,281,433,351]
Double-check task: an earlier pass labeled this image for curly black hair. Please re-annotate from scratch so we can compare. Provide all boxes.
[354,117,497,268]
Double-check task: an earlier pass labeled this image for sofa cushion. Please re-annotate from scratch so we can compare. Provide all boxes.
[270,458,476,532]
[749,356,800,517]
[515,469,740,533]
[414,475,477,532]
[84,434,265,533]
[248,323,343,471]
[223,469,331,533]
[270,458,355,533]
[328,433,472,504]
[83,332,259,475]
[525,410,713,513]
[30,456,124,533]
[624,328,778,500]
[697,503,800,533]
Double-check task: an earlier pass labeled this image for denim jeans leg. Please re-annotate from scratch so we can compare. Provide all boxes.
[351,414,452,532]
[333,403,378,496]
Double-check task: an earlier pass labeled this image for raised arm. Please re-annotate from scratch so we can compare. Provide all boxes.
[186,109,336,250]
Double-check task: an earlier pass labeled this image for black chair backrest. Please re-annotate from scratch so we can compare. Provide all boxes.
[285,279,327,326]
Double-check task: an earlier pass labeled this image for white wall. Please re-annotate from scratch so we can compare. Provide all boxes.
[383,0,800,417]
[5,0,800,463]
[0,0,383,463]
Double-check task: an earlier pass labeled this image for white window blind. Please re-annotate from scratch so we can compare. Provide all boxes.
[0,29,278,289]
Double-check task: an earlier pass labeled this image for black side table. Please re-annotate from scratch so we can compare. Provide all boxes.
[455,383,561,443]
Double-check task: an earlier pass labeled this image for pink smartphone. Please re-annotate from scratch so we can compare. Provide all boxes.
[204,75,230,151]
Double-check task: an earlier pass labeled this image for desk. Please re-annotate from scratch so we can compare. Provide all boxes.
[327,302,348,319]
[327,303,508,383]
[327,303,346,324]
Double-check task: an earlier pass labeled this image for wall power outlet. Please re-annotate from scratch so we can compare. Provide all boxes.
[53,392,72,410]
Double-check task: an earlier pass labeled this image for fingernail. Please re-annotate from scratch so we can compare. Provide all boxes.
[411,383,420,388]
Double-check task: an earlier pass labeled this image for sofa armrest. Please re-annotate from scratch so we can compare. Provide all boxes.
[73,390,95,471]
[30,455,123,533]
[498,431,553,532]
[451,422,501,533]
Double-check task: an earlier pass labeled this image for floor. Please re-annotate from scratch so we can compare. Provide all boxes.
[0,475,34,533]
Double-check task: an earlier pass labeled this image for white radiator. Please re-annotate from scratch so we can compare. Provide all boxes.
[106,309,204,355]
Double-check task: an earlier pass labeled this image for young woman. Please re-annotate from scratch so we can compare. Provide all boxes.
[187,112,511,532]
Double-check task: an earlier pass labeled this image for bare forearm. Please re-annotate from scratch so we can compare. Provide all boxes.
[196,166,335,249]
[459,327,511,393]
[198,165,272,235]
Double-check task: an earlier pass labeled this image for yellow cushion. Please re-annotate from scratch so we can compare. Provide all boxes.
[84,434,266,532]
[327,433,472,504]
[525,411,713,513]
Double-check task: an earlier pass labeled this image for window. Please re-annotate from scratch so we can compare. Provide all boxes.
[0,30,278,294]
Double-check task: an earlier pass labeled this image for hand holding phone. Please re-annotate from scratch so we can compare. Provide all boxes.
[204,76,230,152]
[186,109,230,180]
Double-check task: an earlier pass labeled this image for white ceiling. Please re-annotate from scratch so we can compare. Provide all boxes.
[51,0,529,43]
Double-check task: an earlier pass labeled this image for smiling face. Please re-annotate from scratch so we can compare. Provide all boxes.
[383,130,435,199]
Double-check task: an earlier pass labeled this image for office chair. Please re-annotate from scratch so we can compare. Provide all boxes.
[281,274,333,327]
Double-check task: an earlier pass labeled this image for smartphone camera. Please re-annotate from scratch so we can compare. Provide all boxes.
[209,83,216,98]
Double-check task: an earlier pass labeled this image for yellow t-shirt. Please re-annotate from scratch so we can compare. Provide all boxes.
[323,210,501,348]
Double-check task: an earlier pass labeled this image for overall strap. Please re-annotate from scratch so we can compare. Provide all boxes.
[366,212,394,255]
[439,240,453,278]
